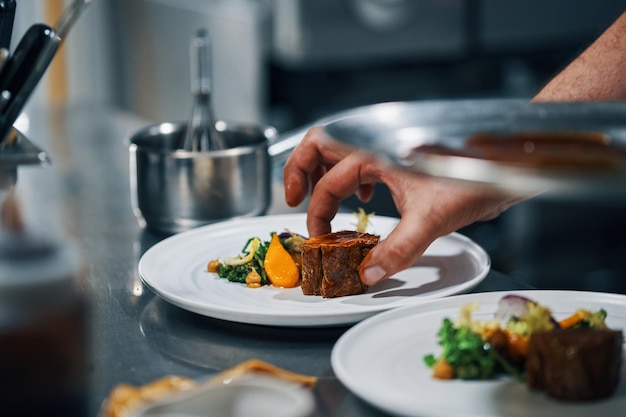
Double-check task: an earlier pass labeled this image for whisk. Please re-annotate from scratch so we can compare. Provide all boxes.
[182,28,226,151]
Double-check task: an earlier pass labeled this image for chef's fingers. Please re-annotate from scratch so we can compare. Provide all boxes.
[355,183,375,203]
[305,151,383,236]
[356,169,441,284]
[359,177,525,285]
[283,126,354,207]
[358,211,435,286]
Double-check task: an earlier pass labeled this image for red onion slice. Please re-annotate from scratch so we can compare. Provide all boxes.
[495,294,538,321]
[495,294,560,327]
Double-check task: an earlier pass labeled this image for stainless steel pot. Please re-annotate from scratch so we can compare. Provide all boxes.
[130,121,278,235]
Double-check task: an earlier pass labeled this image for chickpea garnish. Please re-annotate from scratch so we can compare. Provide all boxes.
[246,268,262,288]
[207,259,221,273]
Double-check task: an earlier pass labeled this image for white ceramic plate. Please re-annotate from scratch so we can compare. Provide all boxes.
[331,290,626,417]
[138,213,490,327]
[126,375,314,417]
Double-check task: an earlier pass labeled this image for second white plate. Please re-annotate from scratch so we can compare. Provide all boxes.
[138,213,490,327]
[332,290,626,417]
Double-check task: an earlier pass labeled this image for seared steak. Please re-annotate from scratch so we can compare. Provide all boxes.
[526,328,623,401]
[301,231,379,298]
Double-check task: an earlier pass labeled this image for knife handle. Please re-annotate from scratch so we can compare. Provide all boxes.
[0,23,59,145]
[0,0,16,50]
[0,23,58,92]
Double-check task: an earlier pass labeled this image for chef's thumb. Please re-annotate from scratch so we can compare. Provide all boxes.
[358,225,433,286]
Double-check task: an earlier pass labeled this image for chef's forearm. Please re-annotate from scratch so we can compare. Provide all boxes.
[533,11,626,102]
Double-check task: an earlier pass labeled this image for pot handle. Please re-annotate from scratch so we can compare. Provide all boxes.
[267,107,359,165]
[267,125,311,166]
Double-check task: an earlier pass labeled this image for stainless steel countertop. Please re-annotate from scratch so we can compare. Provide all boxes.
[14,103,533,417]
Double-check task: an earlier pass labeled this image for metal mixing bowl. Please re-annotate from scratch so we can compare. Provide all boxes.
[129,121,277,235]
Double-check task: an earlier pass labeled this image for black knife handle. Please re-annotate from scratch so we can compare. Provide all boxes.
[0,0,16,50]
[0,23,59,144]
[0,23,58,93]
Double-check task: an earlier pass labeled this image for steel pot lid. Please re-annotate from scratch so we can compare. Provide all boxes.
[323,99,626,200]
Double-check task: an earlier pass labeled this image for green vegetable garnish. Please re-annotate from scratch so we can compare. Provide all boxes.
[576,308,608,329]
[424,318,520,380]
[217,237,270,284]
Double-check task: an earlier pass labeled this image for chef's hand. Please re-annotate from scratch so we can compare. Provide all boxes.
[283,127,523,286]
[283,11,626,287]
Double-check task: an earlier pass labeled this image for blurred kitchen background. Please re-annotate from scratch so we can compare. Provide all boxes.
[11,0,626,293]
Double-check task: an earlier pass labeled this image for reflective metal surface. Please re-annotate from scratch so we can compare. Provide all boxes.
[0,128,48,194]
[15,103,533,417]
[324,99,626,199]
[0,128,48,166]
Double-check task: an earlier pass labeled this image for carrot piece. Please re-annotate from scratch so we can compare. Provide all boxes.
[559,312,582,329]
[506,331,530,359]
[432,359,455,380]
[264,234,300,288]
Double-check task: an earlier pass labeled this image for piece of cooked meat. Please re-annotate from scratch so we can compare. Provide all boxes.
[525,328,623,401]
[301,231,379,298]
